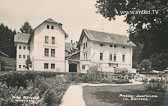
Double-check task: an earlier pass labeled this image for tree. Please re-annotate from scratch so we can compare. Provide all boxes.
[140,59,152,72]
[25,55,32,70]
[20,22,33,34]
[0,24,16,58]
[96,0,168,70]
[150,50,168,71]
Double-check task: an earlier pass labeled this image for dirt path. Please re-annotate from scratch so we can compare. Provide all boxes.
[59,84,86,106]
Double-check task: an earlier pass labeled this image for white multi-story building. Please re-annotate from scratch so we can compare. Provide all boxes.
[14,18,68,71]
[78,29,135,73]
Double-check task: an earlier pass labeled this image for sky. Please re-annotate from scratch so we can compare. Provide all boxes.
[0,0,129,42]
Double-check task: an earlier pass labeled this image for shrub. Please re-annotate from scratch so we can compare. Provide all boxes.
[150,50,168,71]
[86,65,102,81]
[0,71,70,106]
[112,79,130,84]
[79,74,88,82]
[144,79,168,91]
[139,59,152,72]
[43,89,58,106]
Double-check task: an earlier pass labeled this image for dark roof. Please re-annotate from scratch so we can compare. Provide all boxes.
[14,33,30,43]
[45,18,60,24]
[81,29,135,46]
[67,51,80,60]
[70,51,80,60]
[65,42,71,52]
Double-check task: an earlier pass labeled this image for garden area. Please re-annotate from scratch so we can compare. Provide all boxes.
[0,69,137,106]
[0,71,72,106]
[79,66,134,84]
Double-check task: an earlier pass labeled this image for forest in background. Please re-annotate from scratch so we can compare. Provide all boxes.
[0,24,16,58]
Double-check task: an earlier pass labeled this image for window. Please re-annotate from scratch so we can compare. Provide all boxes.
[122,54,125,62]
[110,45,113,47]
[19,55,21,58]
[83,53,88,60]
[52,37,55,44]
[83,53,85,60]
[51,49,55,57]
[114,54,117,62]
[86,53,87,60]
[83,43,85,49]
[29,65,32,68]
[109,63,112,67]
[100,53,103,60]
[109,54,112,61]
[23,55,26,59]
[23,46,26,50]
[123,46,126,49]
[27,55,30,59]
[27,46,30,50]
[47,25,50,29]
[19,65,21,68]
[51,64,55,69]
[82,65,85,70]
[51,25,54,29]
[45,36,49,44]
[44,48,49,56]
[44,63,49,69]
[100,43,104,47]
[19,46,22,49]
[86,42,87,48]
[114,45,117,48]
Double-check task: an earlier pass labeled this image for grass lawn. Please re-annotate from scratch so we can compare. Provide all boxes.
[83,84,168,106]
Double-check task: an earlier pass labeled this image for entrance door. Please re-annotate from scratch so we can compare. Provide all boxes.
[69,64,77,72]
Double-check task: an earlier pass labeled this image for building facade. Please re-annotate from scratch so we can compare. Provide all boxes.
[14,18,68,71]
[78,29,135,73]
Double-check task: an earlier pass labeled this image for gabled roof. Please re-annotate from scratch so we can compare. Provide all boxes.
[33,18,68,38]
[33,18,62,30]
[14,18,68,44]
[14,33,30,44]
[78,29,136,47]
[27,18,68,43]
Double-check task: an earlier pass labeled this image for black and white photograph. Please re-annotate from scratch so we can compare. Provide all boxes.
[0,0,168,106]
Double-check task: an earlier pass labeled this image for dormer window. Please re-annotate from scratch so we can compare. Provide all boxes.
[47,25,50,29]
[51,25,54,29]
